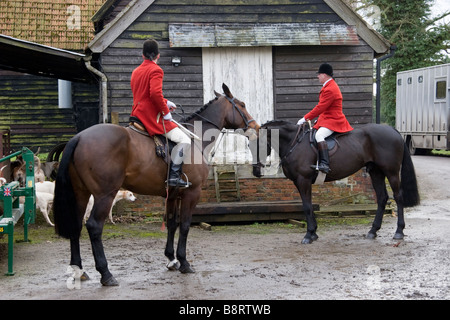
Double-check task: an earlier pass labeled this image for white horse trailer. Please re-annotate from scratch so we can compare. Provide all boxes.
[396,63,450,154]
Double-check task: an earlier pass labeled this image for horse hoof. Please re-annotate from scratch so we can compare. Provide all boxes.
[366,232,377,239]
[393,232,404,240]
[179,265,195,274]
[166,259,180,271]
[301,237,313,244]
[80,272,90,281]
[101,275,119,286]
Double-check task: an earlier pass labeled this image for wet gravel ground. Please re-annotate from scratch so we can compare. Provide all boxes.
[0,155,449,300]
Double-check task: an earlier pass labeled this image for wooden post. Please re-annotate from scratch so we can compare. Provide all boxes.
[111,112,119,124]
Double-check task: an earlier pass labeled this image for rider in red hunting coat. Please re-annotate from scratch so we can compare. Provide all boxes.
[130,39,191,188]
[131,58,177,135]
[297,63,353,174]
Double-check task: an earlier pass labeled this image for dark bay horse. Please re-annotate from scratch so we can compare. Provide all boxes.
[252,120,420,244]
[53,84,260,286]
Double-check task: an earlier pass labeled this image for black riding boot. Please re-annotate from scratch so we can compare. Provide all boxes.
[166,146,191,188]
[311,141,330,174]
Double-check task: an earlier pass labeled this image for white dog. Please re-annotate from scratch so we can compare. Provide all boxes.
[83,190,136,224]
[35,191,55,226]
[33,156,46,183]
[12,178,55,226]
[35,181,55,194]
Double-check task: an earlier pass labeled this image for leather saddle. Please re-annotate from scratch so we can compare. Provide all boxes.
[128,116,175,164]
[309,128,338,152]
[308,128,353,158]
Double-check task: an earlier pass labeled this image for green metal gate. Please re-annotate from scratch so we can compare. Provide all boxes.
[0,147,36,275]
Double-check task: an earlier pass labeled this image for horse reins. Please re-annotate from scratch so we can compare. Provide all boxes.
[280,124,309,166]
[177,96,255,131]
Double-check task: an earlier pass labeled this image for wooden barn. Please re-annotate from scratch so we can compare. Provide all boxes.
[1,0,393,218]
[0,0,104,153]
[87,0,391,126]
[79,0,392,214]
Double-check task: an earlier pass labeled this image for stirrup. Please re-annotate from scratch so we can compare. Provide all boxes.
[166,173,192,188]
[166,179,191,188]
[310,164,330,174]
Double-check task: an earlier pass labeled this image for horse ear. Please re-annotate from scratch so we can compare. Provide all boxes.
[222,83,233,98]
[214,90,221,98]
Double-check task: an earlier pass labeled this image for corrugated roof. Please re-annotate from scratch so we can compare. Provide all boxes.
[0,0,104,51]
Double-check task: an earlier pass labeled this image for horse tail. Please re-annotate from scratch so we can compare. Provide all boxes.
[53,135,81,239]
[401,142,420,207]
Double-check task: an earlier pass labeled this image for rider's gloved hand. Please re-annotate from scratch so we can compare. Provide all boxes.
[167,100,177,112]
[163,112,173,121]
[297,117,306,125]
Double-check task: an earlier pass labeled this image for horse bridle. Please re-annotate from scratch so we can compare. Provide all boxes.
[252,123,309,171]
[179,95,255,131]
[224,96,256,131]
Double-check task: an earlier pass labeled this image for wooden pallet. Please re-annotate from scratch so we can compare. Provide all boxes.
[192,201,392,224]
[192,200,319,223]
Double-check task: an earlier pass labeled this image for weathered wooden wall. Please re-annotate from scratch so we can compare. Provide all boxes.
[99,0,361,125]
[101,45,203,124]
[0,71,98,153]
[92,0,380,216]
[274,44,374,125]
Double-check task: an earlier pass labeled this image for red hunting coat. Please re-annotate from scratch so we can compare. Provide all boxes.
[304,79,353,133]
[130,59,177,135]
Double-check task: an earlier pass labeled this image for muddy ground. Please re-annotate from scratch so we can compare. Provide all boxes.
[0,155,449,300]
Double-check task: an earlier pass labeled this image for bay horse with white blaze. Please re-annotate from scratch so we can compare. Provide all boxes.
[251,121,420,244]
[53,84,260,286]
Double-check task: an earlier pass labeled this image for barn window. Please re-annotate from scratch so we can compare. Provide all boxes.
[436,80,447,100]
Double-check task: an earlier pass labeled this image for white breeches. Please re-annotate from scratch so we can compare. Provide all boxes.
[165,127,191,164]
[315,127,334,143]
[164,127,191,145]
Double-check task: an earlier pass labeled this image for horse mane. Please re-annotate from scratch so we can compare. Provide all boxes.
[183,97,219,122]
[261,119,294,128]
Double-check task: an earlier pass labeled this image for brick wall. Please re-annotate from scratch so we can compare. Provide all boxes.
[114,167,376,218]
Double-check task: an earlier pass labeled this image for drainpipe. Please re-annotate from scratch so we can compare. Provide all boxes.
[84,58,108,123]
[375,45,397,124]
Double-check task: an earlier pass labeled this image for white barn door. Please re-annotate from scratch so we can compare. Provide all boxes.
[202,47,273,164]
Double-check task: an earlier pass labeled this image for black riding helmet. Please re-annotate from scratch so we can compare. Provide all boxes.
[143,39,159,60]
[317,63,333,77]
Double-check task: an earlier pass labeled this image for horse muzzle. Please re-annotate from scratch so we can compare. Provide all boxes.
[252,162,265,178]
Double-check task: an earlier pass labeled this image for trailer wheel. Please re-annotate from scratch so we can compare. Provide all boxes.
[407,136,427,155]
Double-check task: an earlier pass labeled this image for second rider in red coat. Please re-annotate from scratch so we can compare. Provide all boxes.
[297,63,353,174]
